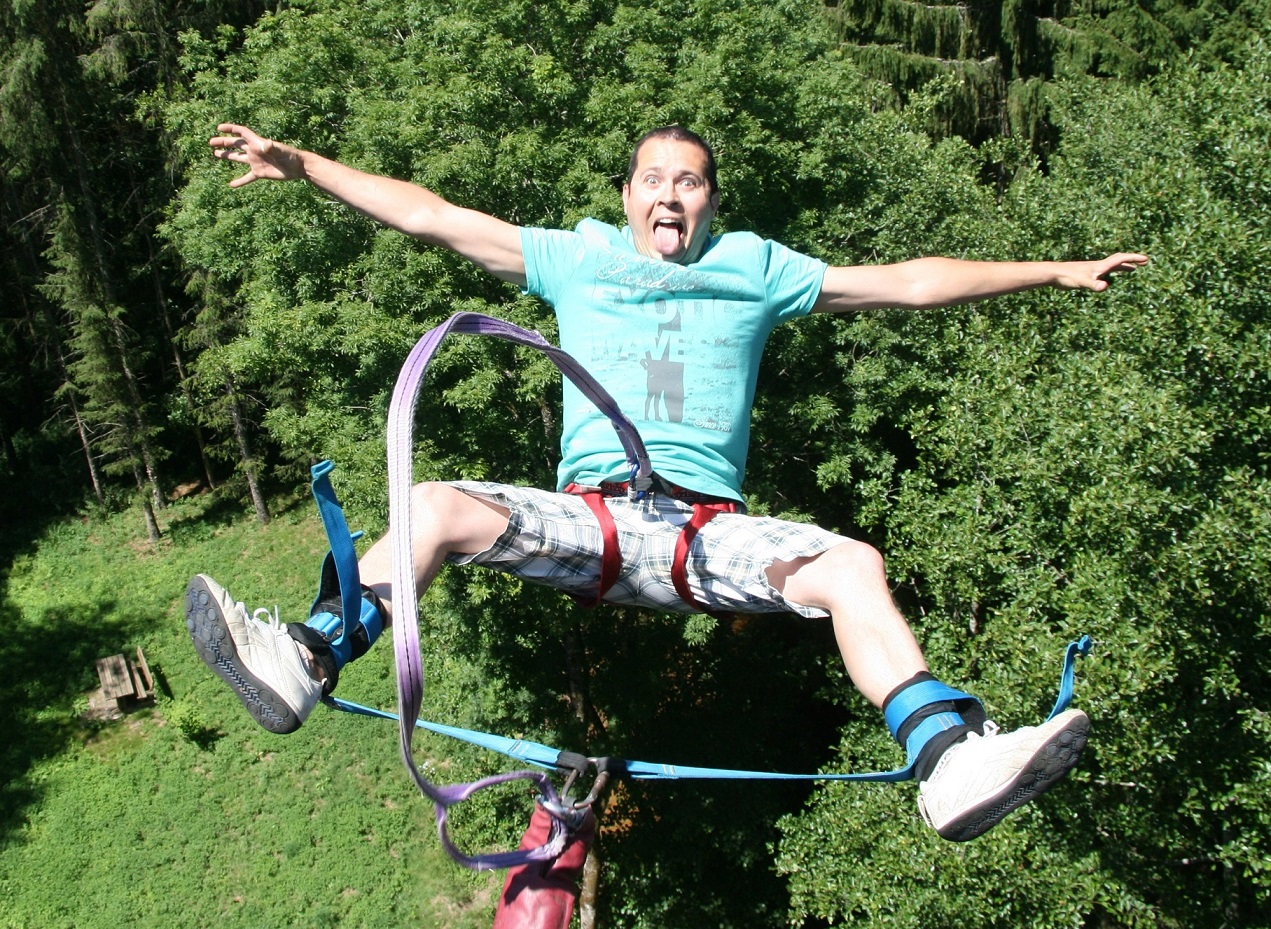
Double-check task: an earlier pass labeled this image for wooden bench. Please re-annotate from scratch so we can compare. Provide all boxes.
[94,647,155,712]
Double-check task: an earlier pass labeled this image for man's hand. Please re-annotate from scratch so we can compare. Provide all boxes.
[209,124,306,188]
[1055,252,1150,291]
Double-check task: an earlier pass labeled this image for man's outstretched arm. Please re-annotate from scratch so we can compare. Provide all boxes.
[210,123,527,286]
[812,253,1149,314]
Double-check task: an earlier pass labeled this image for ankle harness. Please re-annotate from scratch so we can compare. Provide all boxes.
[883,678,984,776]
[288,460,385,694]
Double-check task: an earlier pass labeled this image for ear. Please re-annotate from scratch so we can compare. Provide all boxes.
[621,183,631,210]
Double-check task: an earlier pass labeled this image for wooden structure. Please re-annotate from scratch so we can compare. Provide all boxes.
[92,647,155,716]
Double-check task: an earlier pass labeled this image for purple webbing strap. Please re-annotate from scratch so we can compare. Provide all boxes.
[386,312,650,870]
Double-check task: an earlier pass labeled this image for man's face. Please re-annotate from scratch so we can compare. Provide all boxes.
[622,138,720,265]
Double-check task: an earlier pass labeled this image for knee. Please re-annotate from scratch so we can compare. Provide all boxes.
[771,539,889,610]
[410,481,486,534]
[409,481,509,553]
[411,481,459,522]
[820,539,888,586]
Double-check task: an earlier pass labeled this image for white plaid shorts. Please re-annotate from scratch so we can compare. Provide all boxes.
[445,481,848,618]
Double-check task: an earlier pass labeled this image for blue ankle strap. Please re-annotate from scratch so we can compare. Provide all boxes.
[884,635,1096,763]
[883,680,977,740]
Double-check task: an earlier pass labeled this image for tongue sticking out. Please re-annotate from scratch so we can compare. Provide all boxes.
[653,221,683,256]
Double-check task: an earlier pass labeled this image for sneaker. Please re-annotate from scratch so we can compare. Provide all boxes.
[917,707,1089,841]
[184,574,323,734]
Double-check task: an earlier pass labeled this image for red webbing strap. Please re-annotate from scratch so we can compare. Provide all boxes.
[671,502,737,614]
[566,485,622,608]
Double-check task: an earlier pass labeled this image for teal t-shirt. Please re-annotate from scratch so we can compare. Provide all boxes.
[522,218,826,501]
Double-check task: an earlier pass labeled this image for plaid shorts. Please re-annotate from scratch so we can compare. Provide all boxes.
[445,481,848,618]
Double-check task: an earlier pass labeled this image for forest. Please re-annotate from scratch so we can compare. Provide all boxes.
[2,0,1269,926]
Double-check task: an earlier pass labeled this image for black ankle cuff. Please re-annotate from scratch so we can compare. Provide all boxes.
[286,623,340,696]
[913,724,975,782]
[347,586,385,662]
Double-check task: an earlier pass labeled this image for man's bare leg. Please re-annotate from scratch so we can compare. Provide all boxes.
[358,481,512,623]
[186,482,509,733]
[770,538,1089,841]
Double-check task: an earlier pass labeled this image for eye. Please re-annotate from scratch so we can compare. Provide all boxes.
[679,176,700,189]
[642,174,661,187]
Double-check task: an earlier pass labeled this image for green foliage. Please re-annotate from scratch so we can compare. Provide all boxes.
[775,45,1271,928]
[3,0,1270,925]
[0,0,275,530]
[156,2,1271,925]
[166,698,216,743]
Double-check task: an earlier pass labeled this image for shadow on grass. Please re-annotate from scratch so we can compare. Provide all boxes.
[0,595,151,845]
[0,496,76,587]
[161,488,310,549]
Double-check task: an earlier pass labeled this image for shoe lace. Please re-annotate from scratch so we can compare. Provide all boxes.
[252,605,282,630]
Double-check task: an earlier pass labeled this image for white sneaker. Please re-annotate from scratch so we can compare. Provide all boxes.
[918,707,1089,841]
[185,574,322,734]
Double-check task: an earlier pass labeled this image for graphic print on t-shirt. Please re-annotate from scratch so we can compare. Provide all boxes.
[590,254,742,434]
[641,298,683,422]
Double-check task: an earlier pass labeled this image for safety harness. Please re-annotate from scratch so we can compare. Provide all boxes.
[563,478,738,612]
[306,311,1092,871]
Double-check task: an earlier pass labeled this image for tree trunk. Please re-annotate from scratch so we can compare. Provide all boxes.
[0,420,19,476]
[579,844,602,929]
[59,80,167,510]
[146,226,217,491]
[227,381,270,525]
[49,330,107,506]
[71,388,106,507]
[129,456,161,543]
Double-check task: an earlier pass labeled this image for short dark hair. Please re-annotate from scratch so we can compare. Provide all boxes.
[627,126,718,194]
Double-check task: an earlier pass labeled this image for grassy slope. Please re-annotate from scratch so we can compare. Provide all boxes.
[0,491,502,929]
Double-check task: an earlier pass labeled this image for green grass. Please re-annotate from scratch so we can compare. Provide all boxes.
[0,492,503,929]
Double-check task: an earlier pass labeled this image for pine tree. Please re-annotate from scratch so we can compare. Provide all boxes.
[824,0,1268,148]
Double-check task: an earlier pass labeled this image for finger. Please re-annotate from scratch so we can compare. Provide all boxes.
[212,124,262,152]
[1097,254,1148,279]
[1108,253,1149,271]
[208,135,249,153]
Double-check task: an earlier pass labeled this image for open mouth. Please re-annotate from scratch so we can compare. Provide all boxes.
[652,218,685,255]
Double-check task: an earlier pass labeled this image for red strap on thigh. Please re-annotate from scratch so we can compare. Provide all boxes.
[566,485,736,613]
[566,486,621,608]
[671,502,736,613]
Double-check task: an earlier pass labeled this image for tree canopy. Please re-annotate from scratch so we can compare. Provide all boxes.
[1,0,1268,925]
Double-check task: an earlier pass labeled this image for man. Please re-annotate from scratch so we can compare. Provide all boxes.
[186,123,1147,841]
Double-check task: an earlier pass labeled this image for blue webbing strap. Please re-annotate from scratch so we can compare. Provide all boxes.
[883,681,976,739]
[1049,634,1094,719]
[309,460,365,656]
[328,632,1092,785]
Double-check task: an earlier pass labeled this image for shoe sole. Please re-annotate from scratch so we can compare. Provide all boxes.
[185,575,303,735]
[938,709,1090,842]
